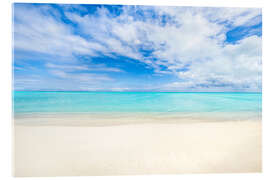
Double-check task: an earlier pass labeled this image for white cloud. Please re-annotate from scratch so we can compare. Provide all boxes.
[49,69,113,82]
[110,87,130,92]
[45,63,123,72]
[14,5,262,91]
[13,5,105,58]
[175,36,261,87]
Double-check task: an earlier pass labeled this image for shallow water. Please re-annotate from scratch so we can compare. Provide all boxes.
[13,91,261,114]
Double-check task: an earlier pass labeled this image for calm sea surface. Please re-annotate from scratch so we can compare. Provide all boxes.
[13,91,262,114]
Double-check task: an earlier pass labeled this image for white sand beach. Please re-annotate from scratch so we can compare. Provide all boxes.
[14,114,262,177]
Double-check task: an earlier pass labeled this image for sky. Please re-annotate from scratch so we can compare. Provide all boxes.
[13,3,262,92]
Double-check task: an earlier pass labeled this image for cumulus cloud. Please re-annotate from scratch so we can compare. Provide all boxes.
[13,4,262,91]
[66,5,261,91]
[166,35,262,91]
[13,5,105,58]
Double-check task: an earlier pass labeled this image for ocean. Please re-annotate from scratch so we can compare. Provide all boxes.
[13,91,262,114]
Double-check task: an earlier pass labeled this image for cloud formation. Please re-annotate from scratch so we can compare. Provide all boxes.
[13,4,262,91]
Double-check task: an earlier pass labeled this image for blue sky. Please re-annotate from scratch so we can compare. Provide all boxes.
[13,3,262,92]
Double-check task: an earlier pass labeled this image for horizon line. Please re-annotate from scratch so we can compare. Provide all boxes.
[13,90,262,93]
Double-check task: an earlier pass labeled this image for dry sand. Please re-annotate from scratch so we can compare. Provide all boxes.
[13,116,261,177]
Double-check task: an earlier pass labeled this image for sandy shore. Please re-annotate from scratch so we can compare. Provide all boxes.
[14,116,261,176]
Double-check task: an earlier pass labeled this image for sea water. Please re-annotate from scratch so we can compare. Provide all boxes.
[13,91,262,114]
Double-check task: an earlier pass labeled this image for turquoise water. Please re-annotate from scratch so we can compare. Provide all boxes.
[13,91,262,114]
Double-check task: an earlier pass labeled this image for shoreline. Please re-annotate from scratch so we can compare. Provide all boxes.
[14,111,261,126]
